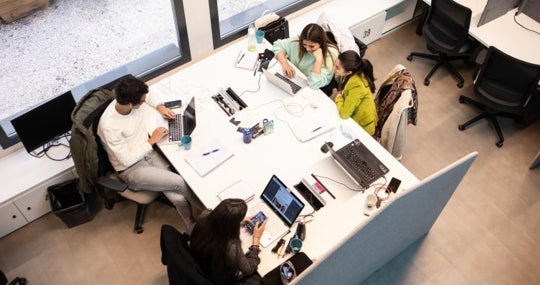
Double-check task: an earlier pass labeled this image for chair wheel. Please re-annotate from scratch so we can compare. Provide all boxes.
[105,201,114,210]
[496,142,503,148]
[458,97,465,103]
[407,55,413,61]
[458,125,465,131]
[135,227,144,234]
[424,79,430,86]
[457,82,464,88]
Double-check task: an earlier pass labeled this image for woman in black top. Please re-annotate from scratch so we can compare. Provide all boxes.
[189,198,267,285]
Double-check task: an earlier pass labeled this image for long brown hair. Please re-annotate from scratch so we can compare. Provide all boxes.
[297,23,336,68]
[338,50,376,93]
[189,199,247,272]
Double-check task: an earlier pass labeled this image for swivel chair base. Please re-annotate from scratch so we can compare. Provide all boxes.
[457,95,522,148]
[407,52,469,88]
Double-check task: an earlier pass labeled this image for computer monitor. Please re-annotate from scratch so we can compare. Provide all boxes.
[518,0,540,23]
[478,0,521,27]
[11,91,76,153]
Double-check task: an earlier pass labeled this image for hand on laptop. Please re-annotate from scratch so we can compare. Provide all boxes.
[148,127,169,145]
[157,104,176,120]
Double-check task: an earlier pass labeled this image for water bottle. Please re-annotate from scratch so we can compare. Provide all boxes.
[247,24,256,52]
[243,128,252,144]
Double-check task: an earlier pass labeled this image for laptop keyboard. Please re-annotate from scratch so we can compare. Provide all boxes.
[275,73,302,94]
[336,140,389,186]
[168,114,183,142]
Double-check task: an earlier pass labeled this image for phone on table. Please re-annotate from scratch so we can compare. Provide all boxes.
[246,211,267,233]
[388,177,402,193]
[164,99,182,109]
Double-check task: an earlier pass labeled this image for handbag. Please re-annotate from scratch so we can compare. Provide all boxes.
[258,17,289,44]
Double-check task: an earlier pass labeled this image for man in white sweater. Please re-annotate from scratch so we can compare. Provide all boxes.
[97,75,203,227]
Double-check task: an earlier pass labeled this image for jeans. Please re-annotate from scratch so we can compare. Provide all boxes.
[119,151,204,227]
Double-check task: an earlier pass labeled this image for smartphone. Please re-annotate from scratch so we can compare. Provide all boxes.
[388,177,402,193]
[246,211,267,232]
[164,99,182,109]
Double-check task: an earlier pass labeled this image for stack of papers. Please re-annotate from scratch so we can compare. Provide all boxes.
[185,140,234,177]
[218,180,255,203]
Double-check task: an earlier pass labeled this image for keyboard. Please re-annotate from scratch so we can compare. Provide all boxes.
[168,114,183,142]
[333,139,389,187]
[275,73,302,94]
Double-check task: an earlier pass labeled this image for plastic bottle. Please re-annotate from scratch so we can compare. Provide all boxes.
[247,24,256,52]
[243,128,252,144]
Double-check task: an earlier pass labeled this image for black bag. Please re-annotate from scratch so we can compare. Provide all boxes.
[259,17,289,44]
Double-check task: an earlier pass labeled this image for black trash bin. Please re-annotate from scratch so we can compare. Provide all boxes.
[48,178,92,228]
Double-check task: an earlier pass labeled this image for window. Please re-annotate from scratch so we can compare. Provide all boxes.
[209,0,317,48]
[0,0,191,150]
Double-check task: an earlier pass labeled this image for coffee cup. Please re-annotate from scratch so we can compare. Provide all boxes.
[178,135,192,150]
[289,237,303,254]
[256,30,265,44]
[365,194,377,209]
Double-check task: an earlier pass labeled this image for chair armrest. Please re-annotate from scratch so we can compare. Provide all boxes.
[96,176,128,192]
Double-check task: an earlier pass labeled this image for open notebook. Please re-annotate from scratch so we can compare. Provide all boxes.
[184,140,234,177]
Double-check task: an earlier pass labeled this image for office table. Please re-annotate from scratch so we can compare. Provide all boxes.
[143,37,419,277]
[422,0,540,64]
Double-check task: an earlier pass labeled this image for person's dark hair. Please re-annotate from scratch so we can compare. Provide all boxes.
[338,50,376,93]
[114,75,148,105]
[189,199,248,273]
[297,23,336,67]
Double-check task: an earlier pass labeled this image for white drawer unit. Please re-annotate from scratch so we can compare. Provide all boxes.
[0,202,28,238]
[0,168,75,238]
[13,170,75,223]
[350,11,387,45]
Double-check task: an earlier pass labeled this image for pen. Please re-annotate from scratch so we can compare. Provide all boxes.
[202,149,220,156]
[237,53,245,64]
[312,126,322,133]
[253,61,259,76]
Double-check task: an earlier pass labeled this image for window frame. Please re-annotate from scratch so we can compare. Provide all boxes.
[0,0,191,150]
[209,0,318,49]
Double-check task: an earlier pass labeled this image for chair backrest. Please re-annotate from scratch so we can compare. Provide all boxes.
[160,225,214,285]
[475,46,540,108]
[70,88,116,194]
[423,0,472,54]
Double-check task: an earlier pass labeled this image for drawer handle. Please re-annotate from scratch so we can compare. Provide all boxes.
[27,206,32,211]
[12,215,17,219]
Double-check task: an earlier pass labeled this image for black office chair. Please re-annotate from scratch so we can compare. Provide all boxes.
[458,46,540,147]
[407,0,473,88]
[160,224,214,285]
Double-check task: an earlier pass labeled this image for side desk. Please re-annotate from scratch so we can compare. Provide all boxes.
[422,0,540,64]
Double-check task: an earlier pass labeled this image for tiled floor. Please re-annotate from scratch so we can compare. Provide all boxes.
[1,19,540,285]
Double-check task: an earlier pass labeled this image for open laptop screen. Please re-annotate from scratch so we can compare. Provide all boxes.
[260,175,305,227]
[183,97,197,136]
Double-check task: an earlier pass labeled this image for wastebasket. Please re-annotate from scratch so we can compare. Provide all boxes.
[48,178,92,228]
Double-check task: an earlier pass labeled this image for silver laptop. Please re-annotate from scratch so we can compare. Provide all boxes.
[166,97,197,144]
[263,68,307,95]
[240,175,305,248]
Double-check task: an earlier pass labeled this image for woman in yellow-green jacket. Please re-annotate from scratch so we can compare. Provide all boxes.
[332,50,378,135]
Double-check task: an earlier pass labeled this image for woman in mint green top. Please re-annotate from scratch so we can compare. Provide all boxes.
[332,50,378,135]
[272,23,338,90]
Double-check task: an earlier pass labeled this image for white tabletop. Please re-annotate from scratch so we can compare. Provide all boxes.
[146,37,419,275]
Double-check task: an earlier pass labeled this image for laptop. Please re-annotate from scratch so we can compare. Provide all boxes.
[241,175,305,248]
[263,68,307,95]
[326,139,389,188]
[165,97,197,144]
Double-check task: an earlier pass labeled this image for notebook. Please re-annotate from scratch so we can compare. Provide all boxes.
[288,111,335,142]
[184,140,234,177]
[217,180,255,203]
[263,68,307,95]
[240,175,305,248]
[164,97,197,144]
